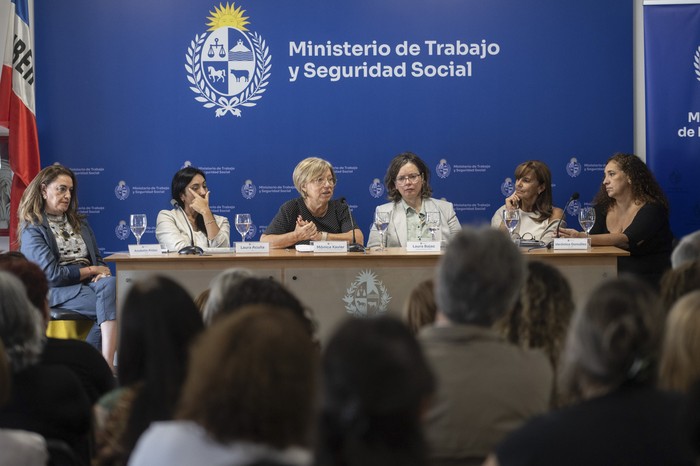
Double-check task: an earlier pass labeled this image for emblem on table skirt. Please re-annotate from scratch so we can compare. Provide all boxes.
[343,270,391,317]
[185,3,271,118]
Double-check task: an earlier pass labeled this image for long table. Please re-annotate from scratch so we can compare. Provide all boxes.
[106,246,628,342]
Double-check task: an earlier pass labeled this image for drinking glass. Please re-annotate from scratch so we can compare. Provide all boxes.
[578,207,596,244]
[130,214,147,245]
[426,211,440,241]
[502,209,520,240]
[374,212,390,251]
[235,213,252,242]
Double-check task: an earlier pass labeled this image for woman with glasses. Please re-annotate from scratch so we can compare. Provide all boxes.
[18,164,117,371]
[491,160,564,243]
[261,157,363,248]
[156,166,230,252]
[366,152,460,249]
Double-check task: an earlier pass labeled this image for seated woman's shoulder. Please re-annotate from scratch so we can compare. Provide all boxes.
[551,207,564,220]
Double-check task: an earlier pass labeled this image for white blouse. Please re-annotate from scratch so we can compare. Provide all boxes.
[491,206,563,243]
[155,209,230,251]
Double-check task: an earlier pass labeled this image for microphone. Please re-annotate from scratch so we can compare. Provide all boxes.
[341,197,365,253]
[170,199,203,255]
[548,192,580,249]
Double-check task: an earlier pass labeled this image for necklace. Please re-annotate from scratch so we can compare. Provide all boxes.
[47,213,71,240]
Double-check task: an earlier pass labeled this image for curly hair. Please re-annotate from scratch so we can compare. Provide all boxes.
[592,153,669,214]
[384,152,433,203]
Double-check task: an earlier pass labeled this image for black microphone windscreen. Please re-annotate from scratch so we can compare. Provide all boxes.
[170,199,178,207]
[571,192,580,200]
[340,197,347,204]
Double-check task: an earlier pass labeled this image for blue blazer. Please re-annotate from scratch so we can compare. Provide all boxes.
[20,216,105,308]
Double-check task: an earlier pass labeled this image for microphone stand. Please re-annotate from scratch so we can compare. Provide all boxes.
[341,197,365,253]
[548,192,580,249]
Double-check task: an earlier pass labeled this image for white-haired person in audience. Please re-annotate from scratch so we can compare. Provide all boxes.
[129,306,318,466]
[484,277,695,466]
[672,230,700,269]
[419,227,552,466]
[0,271,91,464]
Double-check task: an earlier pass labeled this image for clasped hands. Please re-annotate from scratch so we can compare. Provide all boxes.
[89,265,112,282]
[294,215,320,241]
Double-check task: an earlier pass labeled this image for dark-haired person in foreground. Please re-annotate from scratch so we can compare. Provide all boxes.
[420,227,552,466]
[485,277,695,466]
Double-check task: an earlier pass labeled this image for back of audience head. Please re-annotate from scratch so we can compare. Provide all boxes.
[559,276,663,402]
[436,227,525,326]
[497,260,574,368]
[404,279,437,335]
[0,340,9,406]
[660,259,700,312]
[0,270,44,372]
[117,275,204,460]
[672,230,700,269]
[204,273,316,340]
[0,251,50,322]
[177,305,317,449]
[659,290,700,393]
[315,316,435,466]
[202,267,253,323]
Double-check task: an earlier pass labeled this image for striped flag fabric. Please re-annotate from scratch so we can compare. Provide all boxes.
[0,0,40,250]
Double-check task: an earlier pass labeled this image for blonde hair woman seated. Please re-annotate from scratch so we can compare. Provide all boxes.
[659,290,700,393]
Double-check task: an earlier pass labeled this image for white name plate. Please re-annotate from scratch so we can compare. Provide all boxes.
[406,241,441,252]
[552,238,590,250]
[128,244,163,256]
[235,242,270,253]
[312,241,348,253]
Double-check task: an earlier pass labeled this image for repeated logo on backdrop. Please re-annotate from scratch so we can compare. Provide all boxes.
[185,3,271,118]
[500,177,514,197]
[241,179,257,199]
[435,159,451,179]
[369,178,385,199]
[566,157,581,178]
[115,220,130,241]
[114,181,130,200]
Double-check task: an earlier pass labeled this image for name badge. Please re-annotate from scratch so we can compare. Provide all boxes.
[552,238,590,250]
[128,244,163,256]
[312,241,348,253]
[235,242,270,253]
[406,241,441,252]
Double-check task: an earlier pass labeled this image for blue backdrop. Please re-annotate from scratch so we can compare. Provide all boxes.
[34,0,634,254]
[645,3,700,239]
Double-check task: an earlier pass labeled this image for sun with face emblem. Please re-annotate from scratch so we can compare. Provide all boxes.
[207,2,250,31]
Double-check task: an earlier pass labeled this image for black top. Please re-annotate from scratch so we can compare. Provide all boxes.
[495,385,694,466]
[265,198,356,246]
[41,337,115,404]
[590,202,672,287]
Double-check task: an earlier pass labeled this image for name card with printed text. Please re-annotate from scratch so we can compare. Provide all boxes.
[312,241,348,253]
[406,241,441,252]
[128,244,164,256]
[552,238,590,250]
[235,242,270,254]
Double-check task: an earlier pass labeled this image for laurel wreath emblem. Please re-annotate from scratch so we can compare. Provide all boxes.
[185,31,271,117]
[342,271,391,317]
[695,46,700,82]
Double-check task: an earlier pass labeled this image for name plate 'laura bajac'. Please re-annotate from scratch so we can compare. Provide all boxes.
[235,242,270,254]
[312,241,348,253]
[406,241,441,252]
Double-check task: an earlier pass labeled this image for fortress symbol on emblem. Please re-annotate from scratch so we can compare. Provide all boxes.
[369,179,385,199]
[500,178,514,197]
[436,159,451,179]
[115,221,130,241]
[566,158,581,178]
[114,181,130,200]
[185,3,272,118]
[241,180,257,199]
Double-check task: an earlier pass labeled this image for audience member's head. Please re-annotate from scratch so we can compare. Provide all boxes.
[659,290,700,393]
[193,288,210,314]
[672,230,700,269]
[0,251,50,323]
[404,279,437,335]
[497,260,574,368]
[177,306,317,449]
[201,267,253,323]
[559,276,663,402]
[0,340,9,406]
[660,260,700,312]
[204,274,315,340]
[436,227,524,326]
[116,275,204,462]
[0,270,44,372]
[316,316,435,466]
